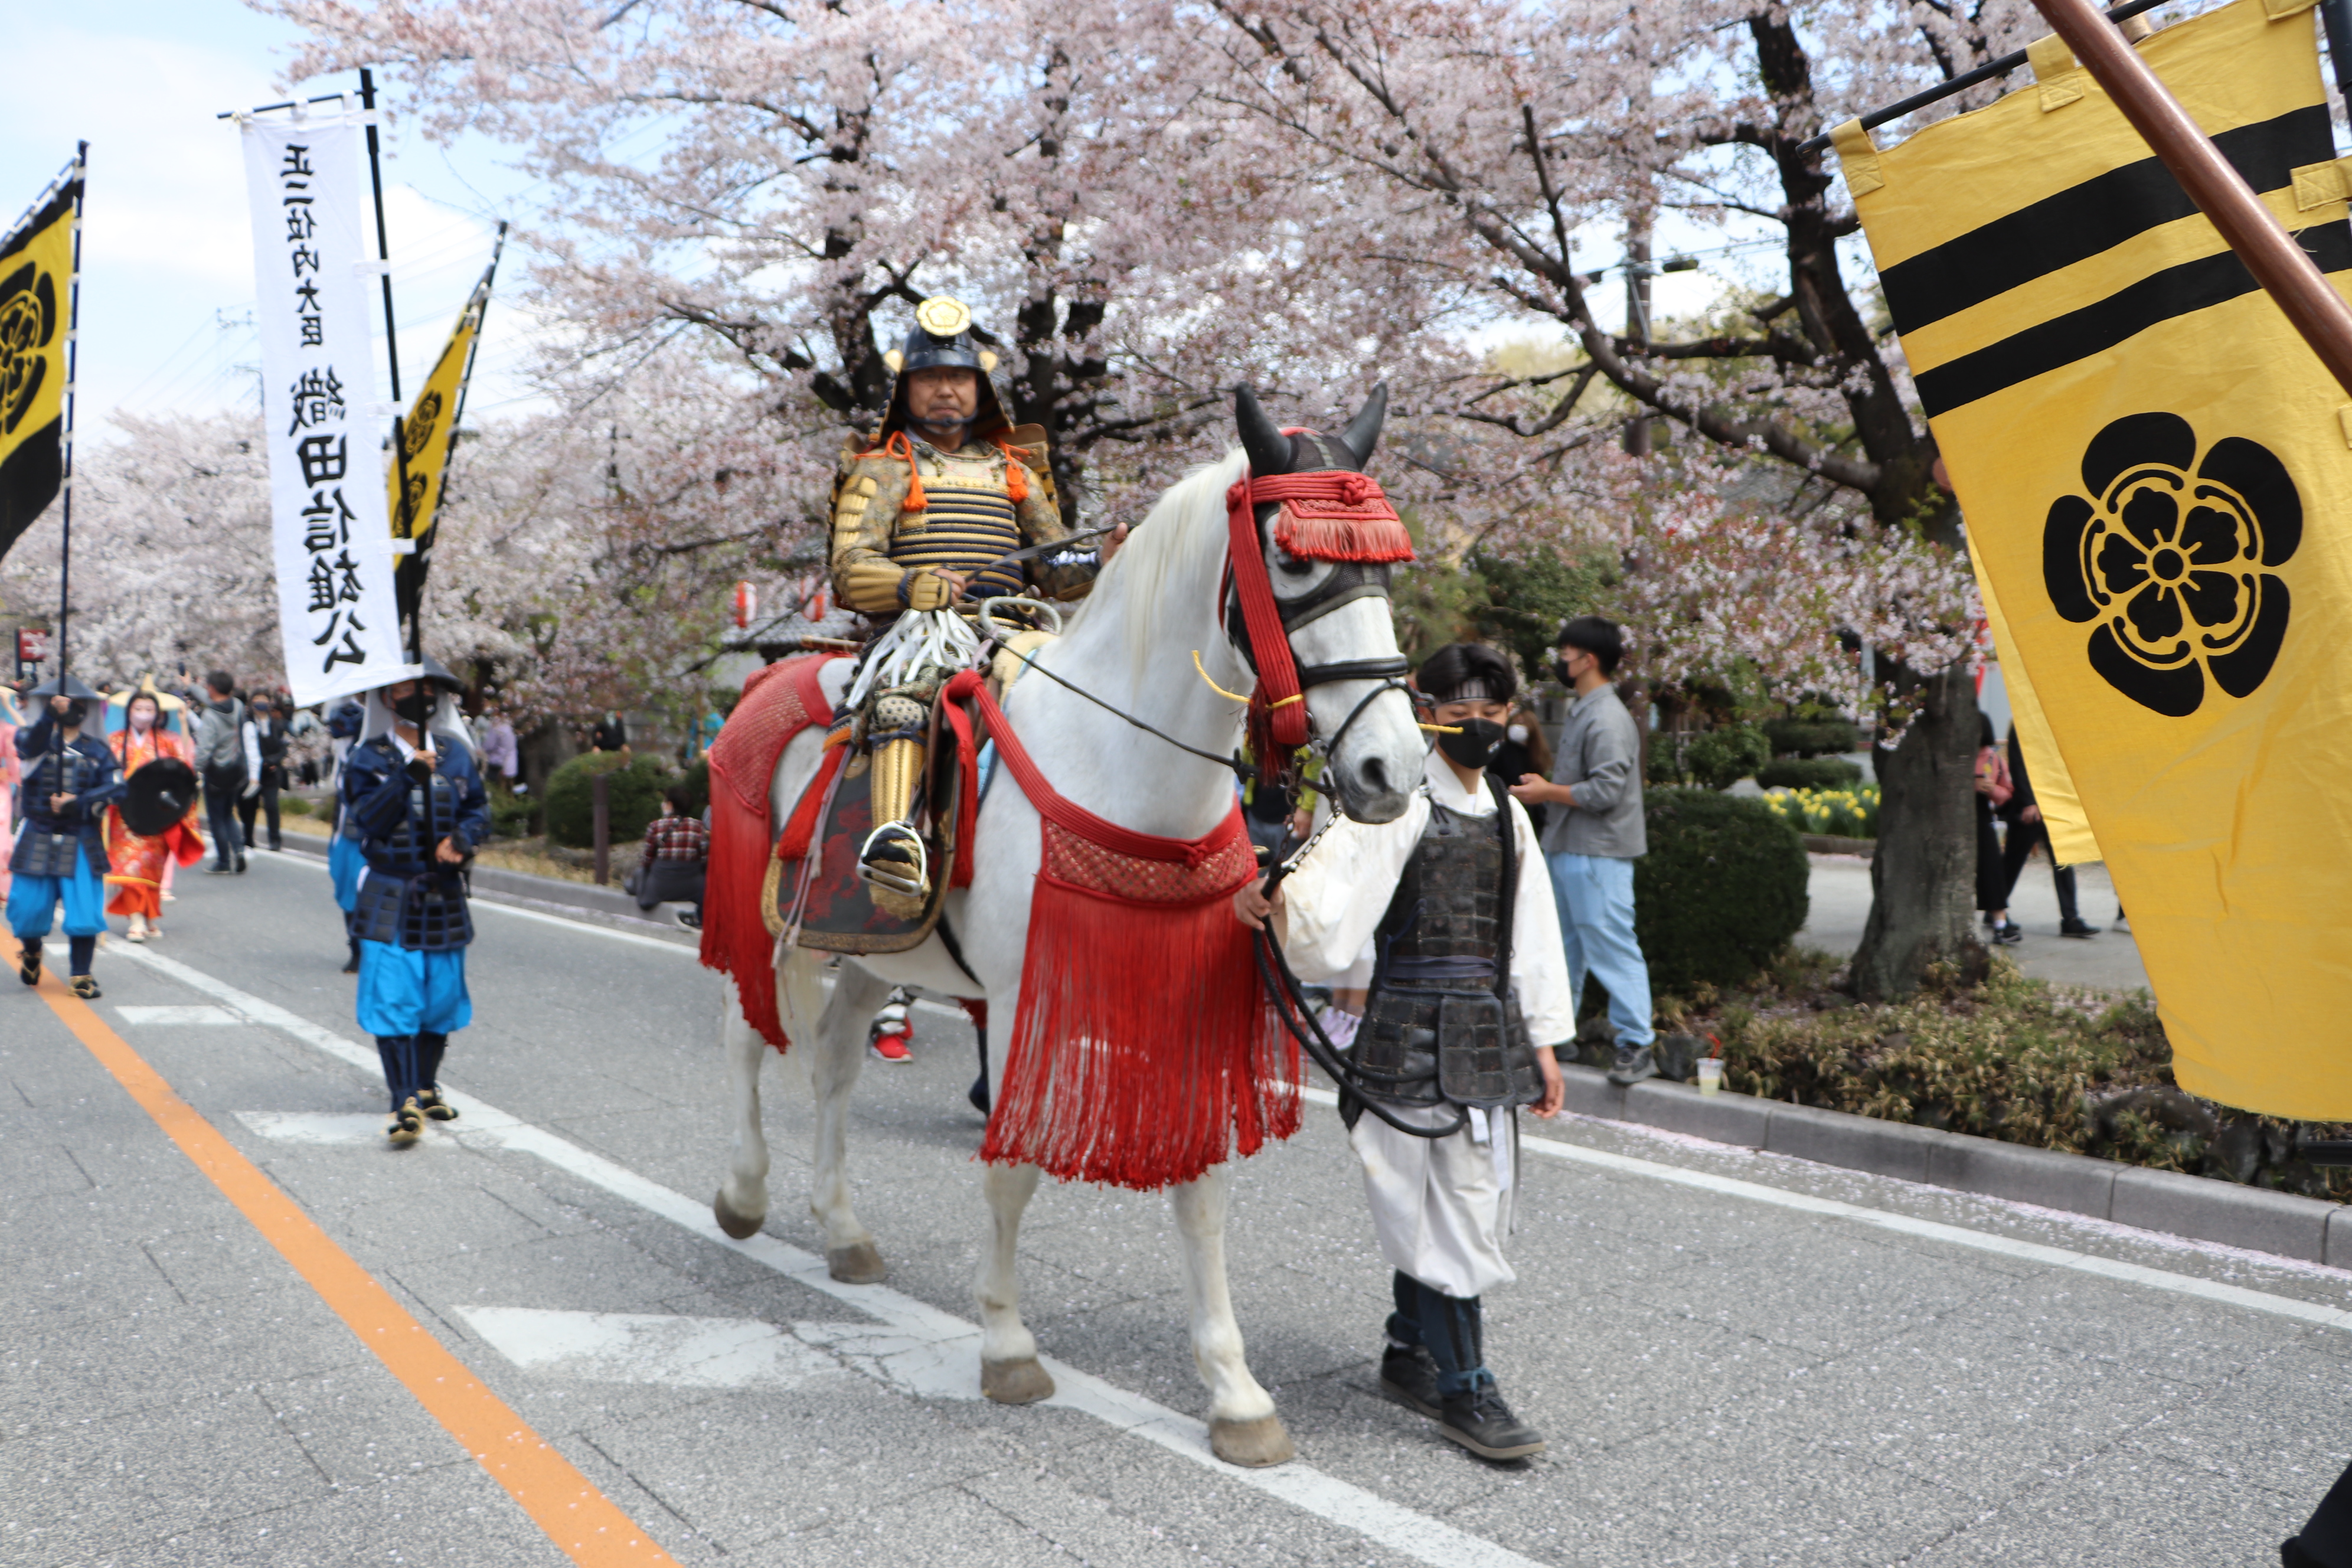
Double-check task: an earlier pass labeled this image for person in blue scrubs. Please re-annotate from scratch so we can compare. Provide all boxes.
[344,659,489,1143]
[10,677,123,1000]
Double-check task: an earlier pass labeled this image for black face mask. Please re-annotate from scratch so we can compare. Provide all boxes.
[1552,656,1576,687]
[1436,717,1506,770]
[393,690,432,727]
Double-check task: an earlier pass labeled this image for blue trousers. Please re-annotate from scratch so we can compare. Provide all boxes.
[9,847,109,941]
[355,941,472,1037]
[1547,851,1654,1048]
[328,832,363,912]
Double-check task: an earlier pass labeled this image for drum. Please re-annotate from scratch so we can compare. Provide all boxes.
[120,756,200,838]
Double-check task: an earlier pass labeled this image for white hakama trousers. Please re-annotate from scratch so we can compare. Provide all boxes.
[1348,1102,1518,1299]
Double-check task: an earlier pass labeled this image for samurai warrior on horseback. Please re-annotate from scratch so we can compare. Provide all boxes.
[827,295,1121,903]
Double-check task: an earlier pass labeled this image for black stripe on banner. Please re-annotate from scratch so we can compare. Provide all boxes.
[1883,104,2333,335]
[1915,222,2352,417]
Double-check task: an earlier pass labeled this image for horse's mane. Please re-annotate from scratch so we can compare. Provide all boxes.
[1063,448,1247,674]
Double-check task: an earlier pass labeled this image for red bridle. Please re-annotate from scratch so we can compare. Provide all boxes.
[1223,468,1415,767]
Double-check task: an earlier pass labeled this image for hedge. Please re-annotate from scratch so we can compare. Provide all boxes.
[1755,756,1863,791]
[1635,788,1810,993]
[544,752,673,848]
[1762,717,1861,757]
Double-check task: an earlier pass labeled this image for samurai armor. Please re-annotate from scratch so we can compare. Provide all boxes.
[353,868,473,951]
[1354,796,1539,1112]
[11,829,83,879]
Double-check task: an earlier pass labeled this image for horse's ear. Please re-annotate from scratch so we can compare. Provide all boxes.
[1234,384,1291,478]
[1338,382,1388,465]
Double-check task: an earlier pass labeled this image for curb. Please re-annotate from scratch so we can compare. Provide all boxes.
[279,834,696,942]
[1801,834,1876,857]
[1563,1063,2350,1266]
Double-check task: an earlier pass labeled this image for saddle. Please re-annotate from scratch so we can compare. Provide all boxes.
[759,627,1052,955]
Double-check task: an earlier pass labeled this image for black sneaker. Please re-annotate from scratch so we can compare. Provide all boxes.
[2060,917,2099,938]
[1438,1384,1545,1461]
[1994,922,2024,946]
[1606,1044,1657,1086]
[1378,1344,1442,1419]
[234,854,248,874]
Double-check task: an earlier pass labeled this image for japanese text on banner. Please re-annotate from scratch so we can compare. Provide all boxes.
[239,110,405,707]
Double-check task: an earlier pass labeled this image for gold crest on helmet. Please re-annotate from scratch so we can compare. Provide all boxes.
[915,296,972,338]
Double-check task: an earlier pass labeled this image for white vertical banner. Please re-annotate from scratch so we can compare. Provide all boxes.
[239,109,407,707]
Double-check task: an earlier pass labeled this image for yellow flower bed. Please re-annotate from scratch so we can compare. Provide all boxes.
[1763,782,1879,839]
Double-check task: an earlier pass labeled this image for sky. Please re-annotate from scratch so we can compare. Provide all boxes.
[0,0,545,447]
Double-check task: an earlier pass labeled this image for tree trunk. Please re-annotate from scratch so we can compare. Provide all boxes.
[1850,661,1984,1001]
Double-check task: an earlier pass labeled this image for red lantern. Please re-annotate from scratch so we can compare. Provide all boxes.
[733,581,756,629]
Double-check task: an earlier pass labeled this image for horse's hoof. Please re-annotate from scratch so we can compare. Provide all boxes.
[712,1190,765,1240]
[1210,1414,1295,1468]
[825,1240,887,1283]
[981,1357,1054,1405]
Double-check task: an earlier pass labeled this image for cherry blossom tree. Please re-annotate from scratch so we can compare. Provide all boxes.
[1182,0,2066,997]
[0,413,283,686]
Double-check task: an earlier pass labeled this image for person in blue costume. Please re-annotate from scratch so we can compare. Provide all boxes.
[329,729,368,974]
[11,675,124,1000]
[344,658,488,1144]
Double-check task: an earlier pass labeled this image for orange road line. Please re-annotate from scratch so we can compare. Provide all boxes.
[34,971,682,1567]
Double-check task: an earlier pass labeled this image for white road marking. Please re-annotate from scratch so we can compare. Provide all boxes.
[1301,1084,2352,1330]
[457,1307,847,1390]
[246,847,697,955]
[107,940,1549,1568]
[116,1004,243,1025]
[235,1110,427,1146]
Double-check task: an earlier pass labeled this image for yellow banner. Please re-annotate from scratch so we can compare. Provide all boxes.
[1843,0,2352,1116]
[388,273,488,554]
[0,174,78,558]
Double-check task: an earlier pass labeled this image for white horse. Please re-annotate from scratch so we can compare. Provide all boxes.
[711,388,1422,1466]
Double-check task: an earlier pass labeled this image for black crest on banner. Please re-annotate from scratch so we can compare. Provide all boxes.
[2043,413,2298,717]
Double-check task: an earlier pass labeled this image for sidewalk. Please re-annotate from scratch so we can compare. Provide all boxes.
[1797,851,2150,991]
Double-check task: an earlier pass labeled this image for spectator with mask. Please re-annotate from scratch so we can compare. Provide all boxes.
[240,692,290,852]
[1508,617,1657,1085]
[1488,700,1553,838]
[193,670,257,874]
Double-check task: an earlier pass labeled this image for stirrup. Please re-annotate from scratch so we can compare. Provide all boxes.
[857,822,930,899]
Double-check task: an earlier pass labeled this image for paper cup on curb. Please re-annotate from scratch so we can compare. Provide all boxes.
[1697,1058,1724,1096]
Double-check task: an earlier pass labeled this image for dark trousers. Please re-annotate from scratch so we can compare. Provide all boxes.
[1975,798,2009,914]
[237,771,282,850]
[1386,1270,1491,1398]
[2001,816,2080,922]
[203,770,246,866]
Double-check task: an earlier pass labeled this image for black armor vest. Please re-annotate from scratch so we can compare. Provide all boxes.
[1351,783,1539,1112]
[352,772,473,951]
[12,745,108,877]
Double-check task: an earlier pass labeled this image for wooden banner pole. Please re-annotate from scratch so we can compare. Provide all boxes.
[2030,0,2352,398]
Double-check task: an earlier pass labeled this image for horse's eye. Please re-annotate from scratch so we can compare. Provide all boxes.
[1275,551,1311,574]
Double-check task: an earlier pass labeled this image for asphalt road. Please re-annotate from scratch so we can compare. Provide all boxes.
[2,848,2345,1566]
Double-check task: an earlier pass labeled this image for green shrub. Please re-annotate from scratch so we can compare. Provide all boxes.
[1756,756,1863,791]
[680,756,711,816]
[1681,723,1770,790]
[1635,788,1810,992]
[544,752,672,848]
[1762,716,1861,757]
[1765,783,1880,838]
[280,795,314,818]
[489,793,538,841]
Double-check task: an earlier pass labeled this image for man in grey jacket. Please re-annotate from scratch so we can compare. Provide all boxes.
[1509,617,1657,1084]
[193,670,260,874]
